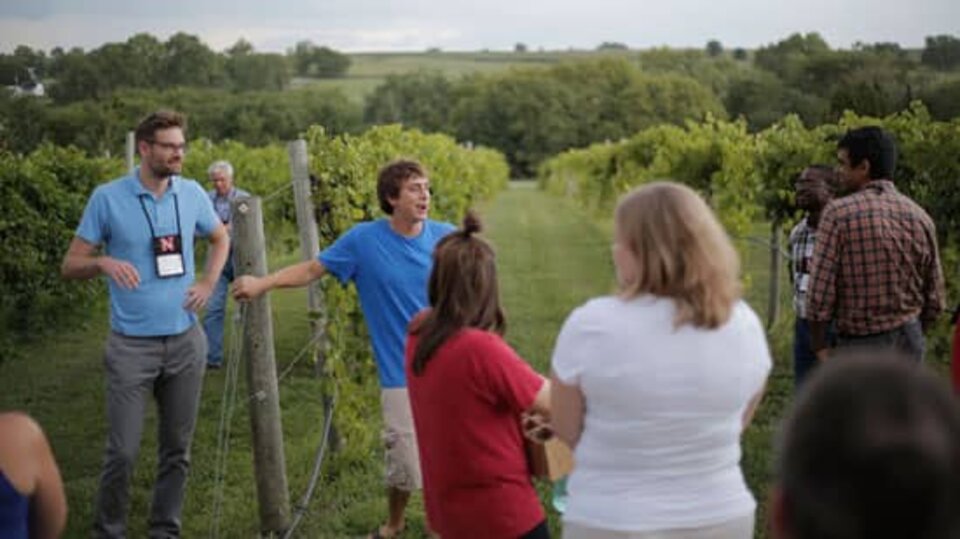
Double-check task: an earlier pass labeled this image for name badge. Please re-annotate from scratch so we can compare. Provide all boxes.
[153,234,185,278]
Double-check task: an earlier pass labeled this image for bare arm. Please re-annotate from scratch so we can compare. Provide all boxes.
[201,224,230,287]
[741,385,766,433]
[61,236,140,288]
[0,414,67,539]
[550,370,585,449]
[232,259,326,301]
[521,378,553,442]
[183,224,230,312]
[30,422,67,539]
[529,378,551,417]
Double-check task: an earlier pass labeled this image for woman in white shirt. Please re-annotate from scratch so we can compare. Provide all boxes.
[551,181,770,539]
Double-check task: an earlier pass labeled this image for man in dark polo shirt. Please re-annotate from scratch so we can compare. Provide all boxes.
[806,126,945,362]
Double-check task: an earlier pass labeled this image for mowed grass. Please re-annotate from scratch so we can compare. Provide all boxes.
[1,181,795,537]
[294,49,637,103]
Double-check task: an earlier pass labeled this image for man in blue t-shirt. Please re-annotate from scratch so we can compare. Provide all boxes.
[233,159,455,539]
[62,110,229,538]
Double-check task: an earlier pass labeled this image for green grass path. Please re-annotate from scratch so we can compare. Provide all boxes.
[483,181,616,372]
[0,181,791,537]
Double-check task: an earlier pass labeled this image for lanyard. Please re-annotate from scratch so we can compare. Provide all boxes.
[138,192,182,239]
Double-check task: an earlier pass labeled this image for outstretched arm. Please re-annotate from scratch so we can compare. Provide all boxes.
[232,259,327,301]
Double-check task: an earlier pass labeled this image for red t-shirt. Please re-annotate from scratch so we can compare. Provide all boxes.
[406,328,546,539]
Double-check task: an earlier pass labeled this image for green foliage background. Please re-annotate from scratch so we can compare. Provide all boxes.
[539,104,960,363]
[0,125,509,364]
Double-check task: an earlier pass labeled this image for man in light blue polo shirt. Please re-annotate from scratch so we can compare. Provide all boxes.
[203,160,250,369]
[232,160,455,539]
[61,110,229,538]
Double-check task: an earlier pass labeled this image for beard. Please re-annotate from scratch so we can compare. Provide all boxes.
[147,157,183,179]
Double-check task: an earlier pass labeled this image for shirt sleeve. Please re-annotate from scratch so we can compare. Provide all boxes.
[550,306,590,384]
[787,222,801,284]
[318,226,359,284]
[472,333,545,414]
[787,222,801,257]
[806,204,841,322]
[920,219,946,323]
[192,182,220,237]
[76,187,108,245]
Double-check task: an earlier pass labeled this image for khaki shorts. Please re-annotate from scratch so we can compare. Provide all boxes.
[380,388,423,491]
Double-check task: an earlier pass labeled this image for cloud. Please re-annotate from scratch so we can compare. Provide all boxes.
[0,0,56,19]
[0,0,957,53]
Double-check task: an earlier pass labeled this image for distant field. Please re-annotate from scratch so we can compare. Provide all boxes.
[293,49,640,102]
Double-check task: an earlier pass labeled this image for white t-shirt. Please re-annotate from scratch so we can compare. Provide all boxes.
[551,295,771,532]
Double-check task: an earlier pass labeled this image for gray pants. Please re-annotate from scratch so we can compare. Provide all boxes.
[836,319,925,363]
[94,324,206,539]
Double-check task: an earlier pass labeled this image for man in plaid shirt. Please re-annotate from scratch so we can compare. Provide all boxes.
[806,126,945,363]
[789,165,835,387]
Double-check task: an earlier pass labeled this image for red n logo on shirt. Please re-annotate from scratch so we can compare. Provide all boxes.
[159,236,176,253]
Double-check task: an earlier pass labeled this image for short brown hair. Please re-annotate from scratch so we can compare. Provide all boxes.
[615,181,741,328]
[410,212,505,375]
[377,159,426,215]
[135,110,187,147]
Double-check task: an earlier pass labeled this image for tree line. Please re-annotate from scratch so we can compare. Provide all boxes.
[1,32,959,176]
[0,32,351,100]
[361,33,960,174]
[725,33,960,129]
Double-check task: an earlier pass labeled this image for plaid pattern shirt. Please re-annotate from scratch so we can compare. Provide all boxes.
[806,180,945,336]
[789,217,816,320]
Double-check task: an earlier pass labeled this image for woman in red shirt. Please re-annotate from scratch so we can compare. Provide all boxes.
[406,213,551,539]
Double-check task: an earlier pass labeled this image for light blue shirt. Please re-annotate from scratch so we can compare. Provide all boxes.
[319,219,456,388]
[207,186,250,276]
[207,186,251,224]
[76,170,220,336]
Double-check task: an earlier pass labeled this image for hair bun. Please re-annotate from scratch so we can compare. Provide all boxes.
[462,210,482,236]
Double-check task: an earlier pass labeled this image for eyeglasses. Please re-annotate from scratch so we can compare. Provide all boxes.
[148,140,188,153]
[404,183,431,194]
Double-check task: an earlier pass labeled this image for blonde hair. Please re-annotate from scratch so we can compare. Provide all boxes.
[615,181,741,328]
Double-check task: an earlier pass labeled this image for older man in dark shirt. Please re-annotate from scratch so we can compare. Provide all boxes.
[806,126,945,362]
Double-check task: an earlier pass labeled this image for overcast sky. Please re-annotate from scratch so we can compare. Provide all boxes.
[0,0,957,54]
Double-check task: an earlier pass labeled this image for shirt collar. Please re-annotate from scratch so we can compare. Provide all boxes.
[213,187,236,201]
[128,167,181,198]
[864,179,896,193]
